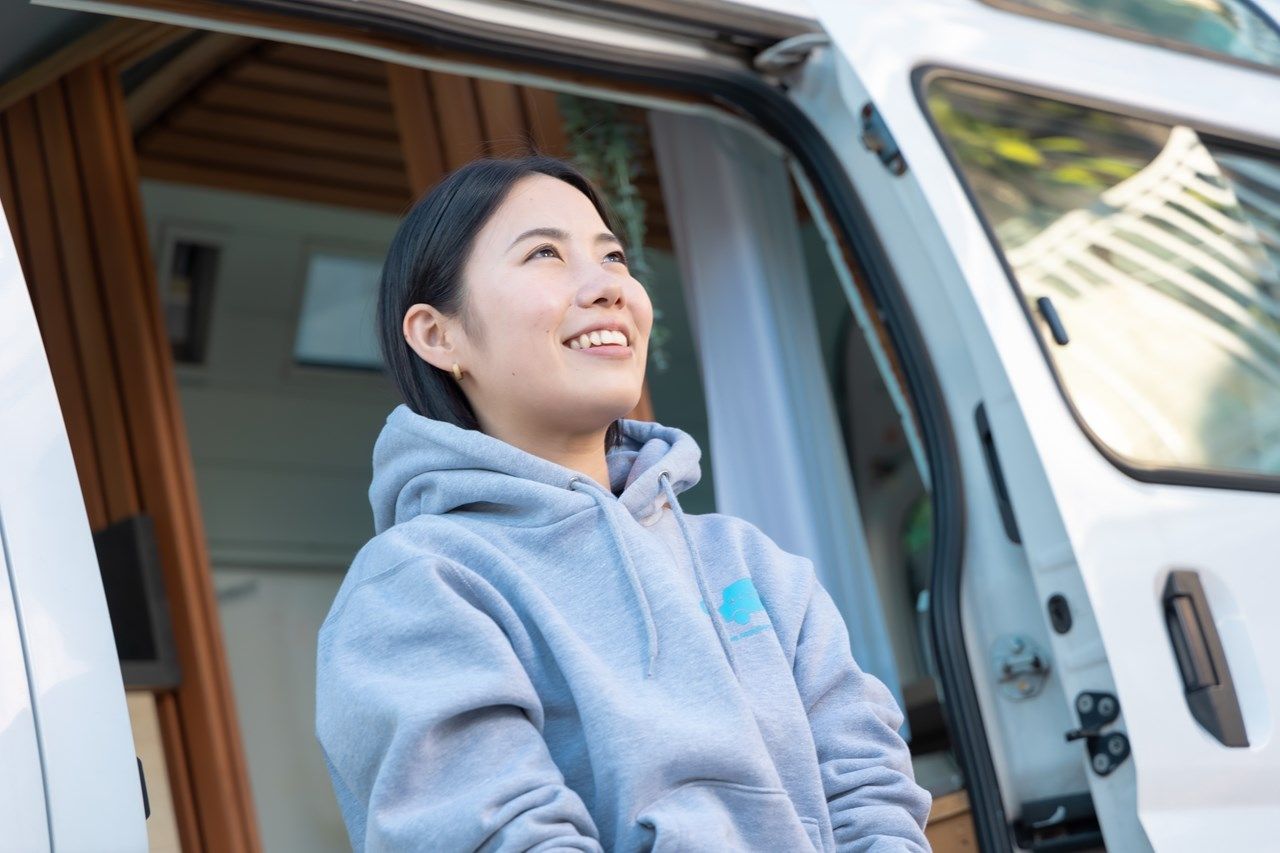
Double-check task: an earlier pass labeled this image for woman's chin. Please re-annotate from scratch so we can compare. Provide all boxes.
[558,394,645,427]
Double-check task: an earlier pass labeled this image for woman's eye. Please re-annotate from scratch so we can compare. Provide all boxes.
[606,250,628,265]
[529,245,560,260]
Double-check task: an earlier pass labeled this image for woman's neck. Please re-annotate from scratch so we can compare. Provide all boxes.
[480,415,612,492]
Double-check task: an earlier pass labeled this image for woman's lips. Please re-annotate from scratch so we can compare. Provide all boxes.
[567,343,631,358]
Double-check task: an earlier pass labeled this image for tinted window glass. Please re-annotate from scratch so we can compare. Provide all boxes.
[926,76,1280,476]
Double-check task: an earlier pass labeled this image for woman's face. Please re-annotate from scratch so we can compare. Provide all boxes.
[411,173,653,441]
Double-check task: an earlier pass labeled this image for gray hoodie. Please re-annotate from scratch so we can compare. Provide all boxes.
[316,404,932,852]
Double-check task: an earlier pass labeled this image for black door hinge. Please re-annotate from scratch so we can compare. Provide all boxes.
[1064,691,1130,776]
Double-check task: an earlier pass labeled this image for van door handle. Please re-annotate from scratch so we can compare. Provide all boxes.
[1161,570,1249,747]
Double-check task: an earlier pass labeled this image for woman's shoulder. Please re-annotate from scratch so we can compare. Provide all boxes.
[323,515,477,627]
[687,510,810,561]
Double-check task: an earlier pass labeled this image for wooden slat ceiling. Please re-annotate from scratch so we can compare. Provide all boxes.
[128,36,676,248]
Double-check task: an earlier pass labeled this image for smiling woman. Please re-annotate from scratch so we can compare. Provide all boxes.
[316,152,932,852]
[376,155,652,476]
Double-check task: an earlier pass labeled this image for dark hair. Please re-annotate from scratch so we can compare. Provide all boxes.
[378,154,628,450]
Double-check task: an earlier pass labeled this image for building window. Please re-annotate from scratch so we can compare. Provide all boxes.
[293,252,384,371]
[158,234,220,364]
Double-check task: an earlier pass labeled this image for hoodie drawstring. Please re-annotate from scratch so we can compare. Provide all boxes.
[569,476,661,678]
[658,471,739,678]
[567,471,740,681]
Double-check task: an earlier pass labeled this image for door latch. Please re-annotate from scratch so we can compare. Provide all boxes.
[859,102,907,176]
[1064,691,1130,776]
[991,634,1048,699]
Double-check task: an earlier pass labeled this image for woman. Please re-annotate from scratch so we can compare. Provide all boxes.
[315,154,933,852]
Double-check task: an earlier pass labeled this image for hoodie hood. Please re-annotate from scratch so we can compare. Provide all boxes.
[370,404,702,534]
[367,404,733,678]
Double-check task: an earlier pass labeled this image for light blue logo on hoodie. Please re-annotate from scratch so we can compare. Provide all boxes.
[700,578,770,641]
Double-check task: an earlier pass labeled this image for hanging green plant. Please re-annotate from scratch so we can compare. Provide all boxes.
[555,93,672,373]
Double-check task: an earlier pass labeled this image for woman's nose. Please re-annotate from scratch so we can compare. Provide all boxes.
[576,266,625,307]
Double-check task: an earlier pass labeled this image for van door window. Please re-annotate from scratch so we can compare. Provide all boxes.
[924,75,1280,478]
[981,0,1280,68]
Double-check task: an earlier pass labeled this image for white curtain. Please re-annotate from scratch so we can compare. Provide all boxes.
[648,110,907,727]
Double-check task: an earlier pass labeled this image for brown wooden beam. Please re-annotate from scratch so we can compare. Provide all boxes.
[475,78,528,155]
[127,31,256,133]
[197,78,398,134]
[33,82,140,522]
[0,19,154,112]
[386,63,447,196]
[70,60,259,852]
[138,127,410,192]
[260,41,389,84]
[519,86,569,157]
[103,23,193,70]
[166,103,405,164]
[427,71,485,169]
[225,57,392,106]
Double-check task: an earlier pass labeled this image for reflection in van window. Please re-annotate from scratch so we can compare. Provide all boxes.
[994,0,1280,67]
[926,77,1280,476]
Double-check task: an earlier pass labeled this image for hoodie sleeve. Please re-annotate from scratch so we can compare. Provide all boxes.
[792,565,933,852]
[316,554,604,852]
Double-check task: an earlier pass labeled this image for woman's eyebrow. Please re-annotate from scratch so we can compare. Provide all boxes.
[507,227,621,251]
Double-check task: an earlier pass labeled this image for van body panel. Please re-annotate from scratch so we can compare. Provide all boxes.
[0,200,147,849]
[805,0,1280,849]
[0,518,49,850]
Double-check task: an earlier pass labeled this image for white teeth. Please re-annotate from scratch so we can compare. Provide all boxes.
[568,329,628,349]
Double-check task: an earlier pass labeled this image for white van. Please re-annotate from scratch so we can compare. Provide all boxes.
[2,0,1277,850]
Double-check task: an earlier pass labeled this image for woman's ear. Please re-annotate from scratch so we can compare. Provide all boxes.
[403,302,462,373]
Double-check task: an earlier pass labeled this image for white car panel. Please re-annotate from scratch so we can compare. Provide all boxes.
[0,199,147,848]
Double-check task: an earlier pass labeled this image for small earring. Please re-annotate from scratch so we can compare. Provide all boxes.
[451,362,463,382]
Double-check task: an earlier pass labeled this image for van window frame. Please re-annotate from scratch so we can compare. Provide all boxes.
[914,63,1280,494]
[977,0,1280,78]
